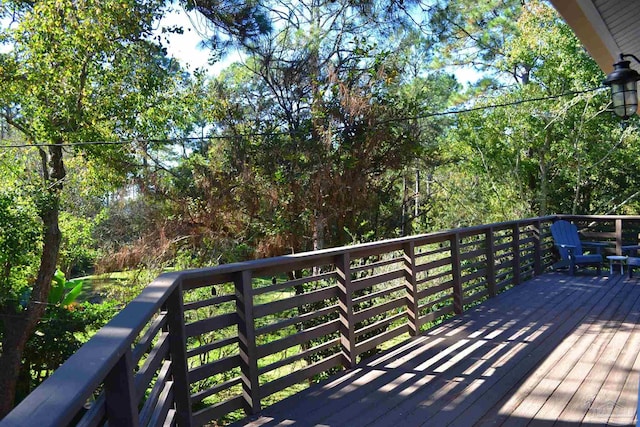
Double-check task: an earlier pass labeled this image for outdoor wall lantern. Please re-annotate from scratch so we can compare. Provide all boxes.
[604,53,640,120]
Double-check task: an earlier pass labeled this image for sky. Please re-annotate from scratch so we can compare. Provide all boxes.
[1,5,480,84]
[159,6,481,86]
[158,6,241,75]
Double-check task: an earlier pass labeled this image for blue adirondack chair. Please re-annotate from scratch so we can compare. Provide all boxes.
[550,220,606,275]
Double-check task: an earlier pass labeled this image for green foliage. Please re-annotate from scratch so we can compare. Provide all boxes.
[17,301,119,400]
[0,0,185,414]
[0,191,40,307]
[48,270,83,306]
[58,212,99,277]
[426,0,640,228]
[164,0,460,258]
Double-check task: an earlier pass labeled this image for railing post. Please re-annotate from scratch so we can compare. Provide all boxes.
[533,220,543,276]
[336,252,357,368]
[512,223,521,286]
[165,283,193,426]
[616,218,623,255]
[485,228,496,298]
[451,234,463,314]
[235,270,261,415]
[104,350,139,427]
[403,242,420,336]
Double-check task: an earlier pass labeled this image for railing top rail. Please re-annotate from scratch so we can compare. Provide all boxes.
[178,216,558,282]
[556,214,640,220]
[0,272,183,427]
[1,214,562,426]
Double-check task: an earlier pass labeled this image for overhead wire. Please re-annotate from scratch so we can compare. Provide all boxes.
[0,85,607,149]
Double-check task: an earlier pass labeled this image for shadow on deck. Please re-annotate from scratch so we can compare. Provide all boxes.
[239,272,640,426]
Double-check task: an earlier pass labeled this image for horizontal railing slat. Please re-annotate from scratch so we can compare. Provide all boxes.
[187,336,239,359]
[355,312,406,339]
[132,312,168,365]
[352,283,405,306]
[355,324,409,356]
[415,245,451,259]
[351,256,403,273]
[184,294,235,312]
[256,319,340,359]
[259,354,343,398]
[139,360,172,427]
[417,271,452,286]
[258,338,341,375]
[353,298,405,324]
[419,292,453,312]
[352,269,405,293]
[418,305,455,328]
[459,248,486,261]
[255,304,338,337]
[464,289,490,305]
[461,269,487,285]
[253,271,336,296]
[190,377,243,405]
[192,396,245,426]
[185,312,239,338]
[253,286,339,319]
[188,355,242,384]
[416,257,452,273]
[76,394,106,427]
[134,332,170,400]
[417,281,453,301]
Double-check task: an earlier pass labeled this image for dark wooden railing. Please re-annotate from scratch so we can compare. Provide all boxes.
[4,215,640,427]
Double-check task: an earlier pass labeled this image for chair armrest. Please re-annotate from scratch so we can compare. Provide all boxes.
[556,244,577,257]
[622,244,640,256]
[582,241,609,254]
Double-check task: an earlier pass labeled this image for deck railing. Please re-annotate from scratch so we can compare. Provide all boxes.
[4,215,640,427]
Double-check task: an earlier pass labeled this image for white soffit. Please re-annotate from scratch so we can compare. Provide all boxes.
[550,0,640,73]
[577,0,620,60]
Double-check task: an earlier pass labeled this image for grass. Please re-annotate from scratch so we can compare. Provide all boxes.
[75,271,146,304]
[72,262,477,426]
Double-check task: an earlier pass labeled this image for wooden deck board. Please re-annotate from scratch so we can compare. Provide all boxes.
[238,273,640,426]
[490,274,631,426]
[555,278,640,426]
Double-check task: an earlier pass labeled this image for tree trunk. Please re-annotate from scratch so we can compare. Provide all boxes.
[401,173,407,236]
[0,144,64,419]
[313,212,325,252]
[0,314,31,417]
[538,128,551,216]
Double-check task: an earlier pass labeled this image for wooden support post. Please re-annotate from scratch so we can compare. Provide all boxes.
[485,228,496,298]
[451,235,463,314]
[512,224,521,286]
[533,220,543,276]
[104,350,139,427]
[616,218,623,255]
[165,283,193,426]
[235,270,261,415]
[336,252,356,368]
[403,242,420,336]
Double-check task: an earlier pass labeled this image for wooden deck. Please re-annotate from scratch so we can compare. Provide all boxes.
[238,272,640,426]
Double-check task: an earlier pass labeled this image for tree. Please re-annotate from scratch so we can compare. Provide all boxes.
[429,0,529,84]
[183,0,457,255]
[0,0,176,416]
[430,0,640,227]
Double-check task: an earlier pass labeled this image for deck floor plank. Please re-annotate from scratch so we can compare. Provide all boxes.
[410,275,618,426]
[490,274,630,426]
[320,274,588,427]
[555,278,640,426]
[427,275,626,427]
[237,273,640,427]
